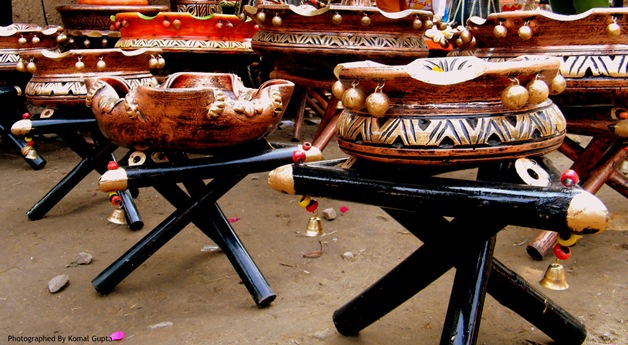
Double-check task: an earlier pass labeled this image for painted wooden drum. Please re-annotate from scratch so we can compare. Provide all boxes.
[0,24,62,86]
[18,48,162,107]
[458,8,628,108]
[332,55,567,165]
[244,0,433,75]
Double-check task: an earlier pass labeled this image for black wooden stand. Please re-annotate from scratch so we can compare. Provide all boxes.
[0,85,47,170]
[92,141,319,308]
[14,107,143,230]
[268,158,608,344]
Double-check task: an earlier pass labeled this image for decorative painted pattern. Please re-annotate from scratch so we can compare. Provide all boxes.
[116,38,252,51]
[253,31,427,49]
[175,3,222,16]
[560,55,628,78]
[26,76,158,97]
[0,53,20,65]
[62,16,112,30]
[337,104,566,149]
[478,54,628,79]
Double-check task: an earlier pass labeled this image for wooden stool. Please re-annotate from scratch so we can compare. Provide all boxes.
[10,106,143,229]
[268,157,607,344]
[87,71,323,306]
[94,141,322,307]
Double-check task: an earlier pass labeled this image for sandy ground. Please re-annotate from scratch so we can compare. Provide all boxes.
[0,122,626,345]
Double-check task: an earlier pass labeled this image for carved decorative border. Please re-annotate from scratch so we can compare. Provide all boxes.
[115,38,253,52]
[25,76,158,98]
[337,103,566,149]
[253,31,427,50]
[483,54,628,79]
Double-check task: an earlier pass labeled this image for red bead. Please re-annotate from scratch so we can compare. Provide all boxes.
[22,112,31,119]
[302,142,312,151]
[560,169,579,187]
[110,195,122,206]
[292,150,306,164]
[107,161,119,170]
[26,140,34,146]
[553,243,571,261]
[305,200,318,213]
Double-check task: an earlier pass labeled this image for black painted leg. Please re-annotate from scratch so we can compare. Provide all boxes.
[154,180,276,308]
[487,260,587,344]
[387,208,587,345]
[201,202,276,308]
[91,176,243,295]
[26,140,118,220]
[118,189,143,231]
[440,236,495,345]
[0,122,47,170]
[332,213,505,336]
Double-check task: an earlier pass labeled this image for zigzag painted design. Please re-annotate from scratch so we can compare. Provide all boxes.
[176,4,221,16]
[484,55,628,79]
[337,106,566,148]
[116,39,252,51]
[253,32,426,49]
[561,55,628,78]
[0,53,20,64]
[25,77,157,97]
[63,16,111,28]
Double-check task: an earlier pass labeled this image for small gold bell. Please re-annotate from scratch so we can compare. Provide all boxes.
[365,85,390,118]
[108,207,127,225]
[97,58,106,71]
[342,85,366,111]
[272,15,282,27]
[26,60,37,74]
[493,24,507,38]
[619,160,628,175]
[21,146,38,160]
[539,260,569,290]
[304,214,325,237]
[333,13,343,25]
[16,60,26,72]
[501,82,529,109]
[526,78,549,104]
[360,14,371,27]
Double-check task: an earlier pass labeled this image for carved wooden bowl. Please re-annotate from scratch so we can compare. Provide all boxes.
[459,8,628,108]
[0,24,62,86]
[332,55,567,165]
[85,72,295,151]
[18,48,162,107]
[244,2,433,75]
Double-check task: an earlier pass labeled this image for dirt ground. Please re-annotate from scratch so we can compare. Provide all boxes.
[0,121,626,345]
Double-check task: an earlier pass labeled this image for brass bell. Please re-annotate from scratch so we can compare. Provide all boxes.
[21,146,38,160]
[539,260,569,290]
[108,207,127,225]
[619,160,628,175]
[304,214,324,237]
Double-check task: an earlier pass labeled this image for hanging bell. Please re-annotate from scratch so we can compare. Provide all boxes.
[304,213,324,237]
[108,207,127,225]
[539,260,569,290]
[21,146,38,160]
[619,160,628,175]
